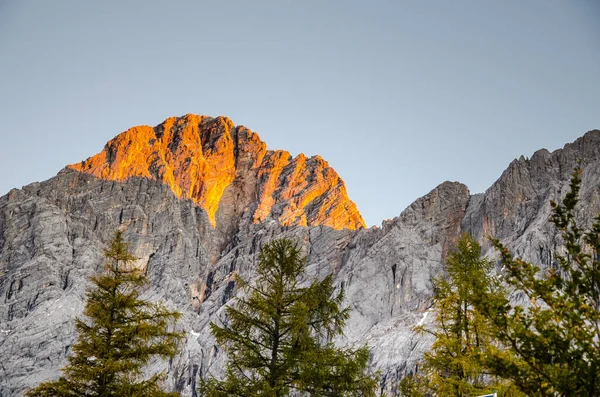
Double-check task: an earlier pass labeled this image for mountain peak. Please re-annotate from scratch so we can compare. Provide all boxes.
[69,114,365,230]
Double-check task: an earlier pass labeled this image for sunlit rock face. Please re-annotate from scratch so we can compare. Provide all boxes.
[69,114,365,230]
[1,122,600,396]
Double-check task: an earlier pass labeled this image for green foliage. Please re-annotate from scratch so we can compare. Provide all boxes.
[199,238,378,397]
[400,234,521,397]
[26,231,183,397]
[476,166,600,396]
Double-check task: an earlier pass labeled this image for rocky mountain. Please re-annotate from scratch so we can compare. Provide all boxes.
[69,114,365,231]
[1,114,599,396]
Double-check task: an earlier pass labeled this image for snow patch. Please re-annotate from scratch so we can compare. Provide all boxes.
[416,310,431,327]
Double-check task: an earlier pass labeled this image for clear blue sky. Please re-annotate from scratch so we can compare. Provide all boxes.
[1,1,598,227]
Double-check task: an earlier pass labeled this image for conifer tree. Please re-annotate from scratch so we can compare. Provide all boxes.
[199,238,378,397]
[27,231,183,397]
[400,234,521,397]
[477,167,600,396]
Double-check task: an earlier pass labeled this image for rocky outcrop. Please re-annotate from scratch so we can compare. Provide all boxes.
[463,129,600,260]
[69,114,365,230]
[1,121,599,396]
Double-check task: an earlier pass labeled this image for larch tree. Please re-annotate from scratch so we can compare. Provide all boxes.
[477,166,600,396]
[400,234,521,397]
[27,231,184,397]
[199,238,378,397]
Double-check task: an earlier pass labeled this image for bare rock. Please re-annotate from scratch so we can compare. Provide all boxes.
[1,124,599,396]
[69,114,365,230]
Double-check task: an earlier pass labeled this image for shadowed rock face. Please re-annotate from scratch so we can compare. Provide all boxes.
[69,114,365,230]
[0,122,599,396]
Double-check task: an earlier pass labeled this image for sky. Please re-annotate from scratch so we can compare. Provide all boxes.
[0,1,599,227]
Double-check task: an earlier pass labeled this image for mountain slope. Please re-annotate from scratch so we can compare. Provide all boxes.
[69,114,365,230]
[1,119,599,396]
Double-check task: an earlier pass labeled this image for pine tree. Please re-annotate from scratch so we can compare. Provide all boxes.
[199,238,378,397]
[26,231,183,397]
[400,234,521,397]
[477,166,600,396]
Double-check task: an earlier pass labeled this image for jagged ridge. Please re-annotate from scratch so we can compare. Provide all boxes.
[2,125,600,396]
[69,114,365,230]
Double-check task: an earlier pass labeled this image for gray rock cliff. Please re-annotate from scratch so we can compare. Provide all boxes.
[1,118,599,396]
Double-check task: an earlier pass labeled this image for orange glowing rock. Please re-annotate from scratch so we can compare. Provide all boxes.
[69,114,366,230]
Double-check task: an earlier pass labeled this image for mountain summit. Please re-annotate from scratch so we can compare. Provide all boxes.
[2,122,600,396]
[69,114,365,230]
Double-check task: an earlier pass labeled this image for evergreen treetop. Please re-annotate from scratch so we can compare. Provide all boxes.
[400,234,521,397]
[26,231,183,397]
[199,238,379,397]
[478,166,600,396]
